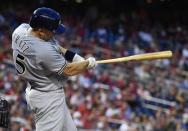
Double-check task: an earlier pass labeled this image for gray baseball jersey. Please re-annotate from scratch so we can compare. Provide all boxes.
[12,24,77,131]
[12,23,67,92]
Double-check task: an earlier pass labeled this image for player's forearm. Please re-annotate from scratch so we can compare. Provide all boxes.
[62,60,89,76]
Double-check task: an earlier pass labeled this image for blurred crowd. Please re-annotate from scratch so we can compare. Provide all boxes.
[0,4,188,131]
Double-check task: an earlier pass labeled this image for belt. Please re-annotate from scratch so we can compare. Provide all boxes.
[30,86,63,92]
[28,81,63,92]
[30,86,50,92]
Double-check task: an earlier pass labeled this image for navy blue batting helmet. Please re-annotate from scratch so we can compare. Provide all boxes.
[29,7,65,34]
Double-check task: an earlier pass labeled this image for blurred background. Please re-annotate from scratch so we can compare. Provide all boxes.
[0,0,188,130]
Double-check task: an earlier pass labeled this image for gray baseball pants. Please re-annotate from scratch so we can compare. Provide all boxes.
[25,87,77,131]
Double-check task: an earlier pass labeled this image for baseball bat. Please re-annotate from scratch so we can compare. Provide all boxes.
[96,51,172,64]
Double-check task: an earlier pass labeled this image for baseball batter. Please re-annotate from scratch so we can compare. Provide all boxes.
[11,7,97,131]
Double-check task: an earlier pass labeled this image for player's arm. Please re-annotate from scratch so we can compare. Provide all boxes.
[58,46,67,54]
[58,46,96,76]
[59,58,95,76]
[38,45,96,76]
[58,46,85,62]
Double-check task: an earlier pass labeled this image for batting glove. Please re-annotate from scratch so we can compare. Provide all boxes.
[87,57,97,69]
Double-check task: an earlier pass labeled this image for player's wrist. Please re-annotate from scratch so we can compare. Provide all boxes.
[64,50,76,61]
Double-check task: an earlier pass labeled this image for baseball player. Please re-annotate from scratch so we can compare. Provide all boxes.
[11,7,97,131]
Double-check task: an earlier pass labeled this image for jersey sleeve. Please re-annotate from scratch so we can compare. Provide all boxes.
[37,44,67,74]
[51,38,62,52]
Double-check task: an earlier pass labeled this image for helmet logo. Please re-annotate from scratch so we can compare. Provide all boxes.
[40,15,56,20]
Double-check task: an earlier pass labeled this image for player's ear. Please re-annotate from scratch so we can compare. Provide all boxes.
[38,28,42,32]
[39,29,47,36]
[38,29,44,38]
